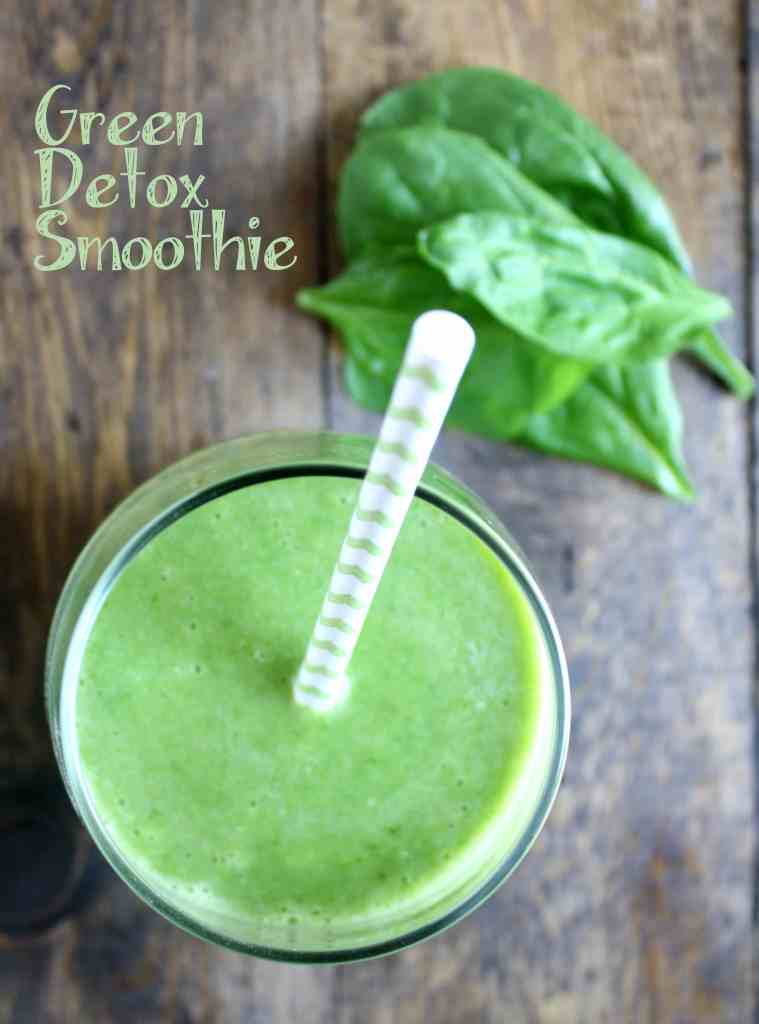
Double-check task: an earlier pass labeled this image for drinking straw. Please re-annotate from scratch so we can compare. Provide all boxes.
[294,310,475,711]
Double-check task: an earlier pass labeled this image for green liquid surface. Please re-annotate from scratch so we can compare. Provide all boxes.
[74,475,553,943]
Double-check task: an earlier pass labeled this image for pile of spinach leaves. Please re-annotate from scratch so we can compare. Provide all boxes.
[297,68,753,499]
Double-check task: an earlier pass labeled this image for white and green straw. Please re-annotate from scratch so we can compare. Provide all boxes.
[294,310,476,712]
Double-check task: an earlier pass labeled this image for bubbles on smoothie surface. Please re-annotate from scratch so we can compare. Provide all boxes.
[73,474,549,931]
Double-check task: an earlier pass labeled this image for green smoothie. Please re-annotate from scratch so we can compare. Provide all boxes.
[71,474,555,947]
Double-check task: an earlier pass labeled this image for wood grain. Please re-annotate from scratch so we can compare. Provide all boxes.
[0,0,755,1022]
[0,0,325,781]
[1,0,328,1017]
[322,1,754,1022]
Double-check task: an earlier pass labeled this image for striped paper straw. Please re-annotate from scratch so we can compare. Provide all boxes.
[294,310,475,711]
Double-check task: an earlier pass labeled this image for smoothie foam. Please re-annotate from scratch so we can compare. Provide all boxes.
[66,474,556,948]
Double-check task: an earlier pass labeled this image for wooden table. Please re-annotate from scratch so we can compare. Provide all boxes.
[1,1,755,1020]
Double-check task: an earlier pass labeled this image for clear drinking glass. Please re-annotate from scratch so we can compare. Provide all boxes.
[46,432,570,962]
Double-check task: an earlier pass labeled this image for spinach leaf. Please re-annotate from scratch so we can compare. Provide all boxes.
[359,68,753,397]
[296,248,589,438]
[340,333,694,502]
[359,68,690,268]
[338,125,577,261]
[418,212,730,363]
[686,333,755,399]
[341,347,547,444]
[519,361,694,501]
[297,68,749,499]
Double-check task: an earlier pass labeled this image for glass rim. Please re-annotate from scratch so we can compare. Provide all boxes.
[47,431,571,963]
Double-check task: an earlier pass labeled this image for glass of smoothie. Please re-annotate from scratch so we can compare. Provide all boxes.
[46,432,570,962]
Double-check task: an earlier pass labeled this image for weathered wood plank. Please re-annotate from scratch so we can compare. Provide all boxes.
[748,0,759,1012]
[0,0,325,782]
[321,1,754,1022]
[0,0,331,1020]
